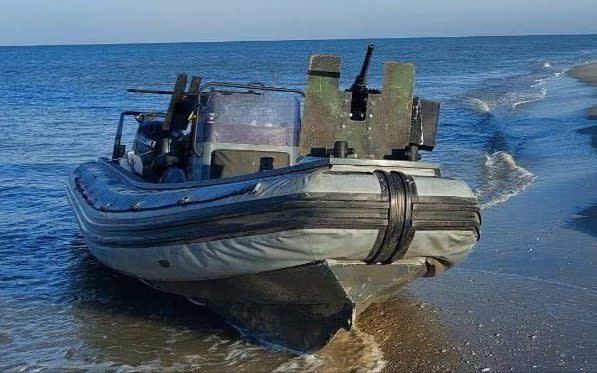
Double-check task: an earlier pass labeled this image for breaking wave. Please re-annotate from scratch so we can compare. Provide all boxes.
[476,151,536,209]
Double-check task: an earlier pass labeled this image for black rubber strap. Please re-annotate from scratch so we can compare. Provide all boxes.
[367,171,414,263]
[365,172,390,262]
[367,171,481,264]
[389,174,417,262]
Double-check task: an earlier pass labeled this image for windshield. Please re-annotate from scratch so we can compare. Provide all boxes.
[198,92,301,146]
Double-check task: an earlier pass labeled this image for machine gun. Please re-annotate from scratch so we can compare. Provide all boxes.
[347,43,376,121]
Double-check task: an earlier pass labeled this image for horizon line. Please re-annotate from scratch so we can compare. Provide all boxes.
[1,32,596,48]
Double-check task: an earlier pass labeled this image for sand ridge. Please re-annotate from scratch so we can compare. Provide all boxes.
[568,62,597,118]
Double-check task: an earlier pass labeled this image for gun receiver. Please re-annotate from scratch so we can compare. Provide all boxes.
[348,43,375,121]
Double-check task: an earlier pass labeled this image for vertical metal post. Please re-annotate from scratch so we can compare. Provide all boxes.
[112,112,127,159]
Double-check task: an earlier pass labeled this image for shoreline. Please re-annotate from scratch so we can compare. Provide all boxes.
[361,73,597,370]
[568,62,597,119]
[363,156,597,372]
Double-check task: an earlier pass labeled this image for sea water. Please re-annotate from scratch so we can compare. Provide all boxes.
[1,35,596,371]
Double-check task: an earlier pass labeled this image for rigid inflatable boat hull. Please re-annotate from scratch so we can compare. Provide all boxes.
[67,158,479,280]
[67,157,480,350]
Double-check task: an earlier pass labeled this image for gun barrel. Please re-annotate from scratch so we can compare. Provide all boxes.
[127,88,174,95]
[358,43,374,80]
[351,43,374,93]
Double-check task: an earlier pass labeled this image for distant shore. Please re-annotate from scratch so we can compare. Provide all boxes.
[568,62,597,119]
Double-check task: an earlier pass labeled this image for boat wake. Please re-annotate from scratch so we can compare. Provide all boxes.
[476,151,536,209]
[273,327,386,373]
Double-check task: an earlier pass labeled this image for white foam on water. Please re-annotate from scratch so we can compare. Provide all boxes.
[221,340,269,366]
[272,353,326,372]
[514,66,568,108]
[273,327,387,373]
[530,67,567,88]
[470,66,567,113]
[512,86,547,108]
[476,151,536,209]
[468,97,492,114]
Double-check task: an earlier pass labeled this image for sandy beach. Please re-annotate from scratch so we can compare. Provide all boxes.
[569,62,597,118]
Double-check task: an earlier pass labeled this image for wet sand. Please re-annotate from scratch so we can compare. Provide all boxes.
[358,295,466,371]
[363,270,597,372]
[568,62,597,118]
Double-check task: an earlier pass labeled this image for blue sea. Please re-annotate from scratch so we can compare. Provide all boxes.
[1,35,596,371]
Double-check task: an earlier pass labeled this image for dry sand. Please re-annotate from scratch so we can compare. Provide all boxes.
[568,62,597,119]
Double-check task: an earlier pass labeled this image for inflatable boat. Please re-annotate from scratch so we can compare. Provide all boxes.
[67,45,481,351]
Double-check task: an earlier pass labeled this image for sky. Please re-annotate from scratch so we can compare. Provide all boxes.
[1,0,596,46]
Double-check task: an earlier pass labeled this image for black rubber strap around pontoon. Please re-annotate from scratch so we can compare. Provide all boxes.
[367,170,482,264]
[366,171,417,264]
[366,172,390,263]
[390,174,417,262]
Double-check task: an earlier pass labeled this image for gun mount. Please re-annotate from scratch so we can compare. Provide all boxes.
[300,45,440,160]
